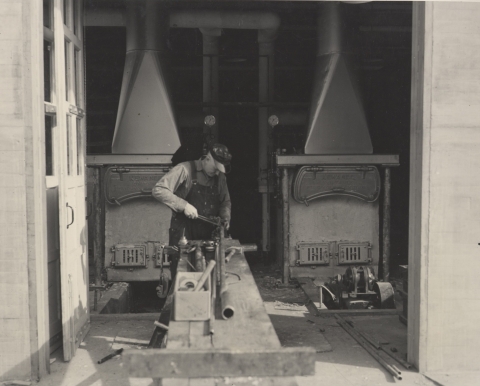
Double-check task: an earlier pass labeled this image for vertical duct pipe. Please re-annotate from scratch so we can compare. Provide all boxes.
[112,0,180,154]
[305,2,372,154]
[201,28,221,142]
[258,29,276,253]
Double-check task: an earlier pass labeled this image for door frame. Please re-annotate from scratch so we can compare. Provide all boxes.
[26,0,51,379]
[408,1,431,372]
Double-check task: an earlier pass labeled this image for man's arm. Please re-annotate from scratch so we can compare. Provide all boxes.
[218,174,231,226]
[152,164,189,212]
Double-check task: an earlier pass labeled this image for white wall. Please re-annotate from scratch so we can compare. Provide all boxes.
[412,1,480,374]
[0,0,48,381]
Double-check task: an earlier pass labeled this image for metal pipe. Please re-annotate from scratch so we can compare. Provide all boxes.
[112,0,180,154]
[220,284,235,319]
[201,28,220,142]
[382,167,391,282]
[169,10,280,37]
[281,168,290,283]
[316,1,345,56]
[92,167,103,311]
[209,267,216,334]
[259,25,276,254]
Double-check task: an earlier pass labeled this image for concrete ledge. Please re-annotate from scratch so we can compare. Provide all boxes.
[91,282,131,315]
[90,312,158,321]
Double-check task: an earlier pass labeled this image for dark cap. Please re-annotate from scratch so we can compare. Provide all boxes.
[208,143,232,174]
[209,143,232,166]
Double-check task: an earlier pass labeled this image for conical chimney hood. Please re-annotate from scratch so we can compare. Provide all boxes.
[112,0,180,154]
[305,2,372,155]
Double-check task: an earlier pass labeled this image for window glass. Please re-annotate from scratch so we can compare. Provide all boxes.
[43,0,51,29]
[73,0,78,35]
[65,40,70,101]
[74,49,79,106]
[66,115,72,175]
[63,0,68,27]
[76,118,82,175]
[45,115,54,176]
[43,40,52,102]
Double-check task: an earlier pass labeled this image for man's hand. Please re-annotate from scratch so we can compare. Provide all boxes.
[184,203,198,219]
[222,219,230,230]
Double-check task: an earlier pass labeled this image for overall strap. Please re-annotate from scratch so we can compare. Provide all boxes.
[190,161,197,185]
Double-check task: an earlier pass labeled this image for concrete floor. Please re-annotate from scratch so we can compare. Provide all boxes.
[34,270,441,386]
[36,308,437,386]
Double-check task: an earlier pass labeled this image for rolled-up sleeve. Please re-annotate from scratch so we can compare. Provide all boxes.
[152,164,189,212]
[218,175,231,221]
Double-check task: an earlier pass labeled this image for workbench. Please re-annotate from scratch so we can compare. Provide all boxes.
[124,239,315,385]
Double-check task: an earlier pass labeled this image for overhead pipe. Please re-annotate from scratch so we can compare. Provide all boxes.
[305,2,372,154]
[169,10,280,253]
[112,0,181,154]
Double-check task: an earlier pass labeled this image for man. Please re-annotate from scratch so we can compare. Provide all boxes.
[152,143,232,295]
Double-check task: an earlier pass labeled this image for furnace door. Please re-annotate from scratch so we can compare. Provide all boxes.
[52,0,89,361]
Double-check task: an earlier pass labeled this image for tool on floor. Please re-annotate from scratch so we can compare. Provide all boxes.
[153,321,169,331]
[335,314,402,380]
[97,348,124,364]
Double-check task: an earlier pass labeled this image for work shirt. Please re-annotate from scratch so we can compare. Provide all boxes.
[152,159,231,221]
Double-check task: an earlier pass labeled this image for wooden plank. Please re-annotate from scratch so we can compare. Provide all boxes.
[155,241,304,385]
[91,312,158,321]
[212,246,282,350]
[166,321,190,349]
[188,321,211,349]
[123,347,316,378]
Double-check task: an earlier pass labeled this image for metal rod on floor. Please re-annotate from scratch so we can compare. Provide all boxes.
[335,315,402,380]
[380,346,412,369]
[350,320,412,370]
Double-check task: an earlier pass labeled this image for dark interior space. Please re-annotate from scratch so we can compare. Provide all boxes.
[85,1,412,277]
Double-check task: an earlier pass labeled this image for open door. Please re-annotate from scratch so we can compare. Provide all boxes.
[50,0,89,361]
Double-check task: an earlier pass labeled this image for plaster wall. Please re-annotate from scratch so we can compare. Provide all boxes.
[421,2,480,373]
[0,0,47,381]
[0,0,33,380]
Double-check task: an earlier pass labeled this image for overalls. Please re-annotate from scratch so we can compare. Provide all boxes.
[168,161,221,279]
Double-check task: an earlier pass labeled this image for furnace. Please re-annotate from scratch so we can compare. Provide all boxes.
[274,2,399,310]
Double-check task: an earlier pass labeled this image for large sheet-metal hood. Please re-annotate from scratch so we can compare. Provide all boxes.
[305,2,372,155]
[112,0,180,154]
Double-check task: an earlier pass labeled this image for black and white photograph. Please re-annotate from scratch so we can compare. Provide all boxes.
[0,1,478,385]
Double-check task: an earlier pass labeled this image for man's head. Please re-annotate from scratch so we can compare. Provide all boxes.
[202,143,232,177]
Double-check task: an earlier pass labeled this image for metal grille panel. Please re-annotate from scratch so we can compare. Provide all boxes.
[113,244,147,267]
[297,243,330,265]
[338,242,371,265]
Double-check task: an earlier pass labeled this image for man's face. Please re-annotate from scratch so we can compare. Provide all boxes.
[202,153,220,177]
